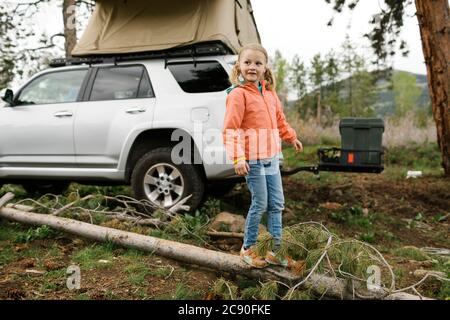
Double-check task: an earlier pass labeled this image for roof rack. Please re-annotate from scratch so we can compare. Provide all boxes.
[49,41,234,68]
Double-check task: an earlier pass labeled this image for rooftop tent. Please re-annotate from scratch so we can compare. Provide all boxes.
[71,0,261,56]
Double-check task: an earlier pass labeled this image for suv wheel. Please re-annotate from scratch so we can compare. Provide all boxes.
[22,181,70,196]
[131,147,204,213]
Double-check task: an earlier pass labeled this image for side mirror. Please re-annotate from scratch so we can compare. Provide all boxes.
[1,89,14,106]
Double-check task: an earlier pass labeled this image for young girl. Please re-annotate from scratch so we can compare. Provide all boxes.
[223,43,303,268]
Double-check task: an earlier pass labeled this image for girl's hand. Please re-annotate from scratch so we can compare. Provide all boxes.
[292,139,303,153]
[235,160,249,176]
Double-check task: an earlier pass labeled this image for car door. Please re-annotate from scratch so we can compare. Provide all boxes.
[0,69,88,167]
[74,64,156,168]
[165,60,231,166]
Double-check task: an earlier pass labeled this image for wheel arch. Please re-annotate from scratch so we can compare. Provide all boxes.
[124,128,206,183]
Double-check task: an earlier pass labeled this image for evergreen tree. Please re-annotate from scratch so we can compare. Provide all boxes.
[271,50,289,105]
[309,54,326,122]
[392,71,422,117]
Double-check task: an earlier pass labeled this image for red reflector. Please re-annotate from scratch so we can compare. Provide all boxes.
[348,153,354,164]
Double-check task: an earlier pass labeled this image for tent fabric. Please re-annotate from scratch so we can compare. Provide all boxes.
[72,0,261,56]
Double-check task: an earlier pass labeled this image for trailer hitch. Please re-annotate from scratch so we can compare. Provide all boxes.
[280,165,320,176]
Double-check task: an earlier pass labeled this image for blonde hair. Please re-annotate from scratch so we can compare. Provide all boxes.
[229,43,276,91]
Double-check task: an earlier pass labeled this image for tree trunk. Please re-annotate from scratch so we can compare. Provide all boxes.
[316,90,322,124]
[0,193,431,300]
[63,0,77,58]
[415,0,450,176]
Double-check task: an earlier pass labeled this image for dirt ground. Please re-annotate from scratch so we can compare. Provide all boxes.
[282,174,450,248]
[0,173,449,300]
[0,236,219,300]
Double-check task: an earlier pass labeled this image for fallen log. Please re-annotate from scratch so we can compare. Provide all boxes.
[207,231,244,239]
[0,193,431,300]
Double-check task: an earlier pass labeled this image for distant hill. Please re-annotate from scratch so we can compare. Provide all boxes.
[288,70,431,117]
[373,71,430,117]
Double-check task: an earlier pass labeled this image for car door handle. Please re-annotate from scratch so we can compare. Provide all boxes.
[53,111,73,118]
[125,108,146,114]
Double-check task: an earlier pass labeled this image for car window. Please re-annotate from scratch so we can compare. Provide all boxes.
[89,66,154,101]
[16,69,88,106]
[137,70,154,98]
[168,61,230,93]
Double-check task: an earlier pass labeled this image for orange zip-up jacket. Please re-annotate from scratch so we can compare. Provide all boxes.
[223,80,298,162]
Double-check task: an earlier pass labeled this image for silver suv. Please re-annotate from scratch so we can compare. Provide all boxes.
[0,44,241,212]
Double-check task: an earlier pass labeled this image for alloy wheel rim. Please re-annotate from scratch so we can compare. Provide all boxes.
[143,163,184,208]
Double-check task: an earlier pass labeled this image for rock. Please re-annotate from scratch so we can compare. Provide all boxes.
[209,212,266,234]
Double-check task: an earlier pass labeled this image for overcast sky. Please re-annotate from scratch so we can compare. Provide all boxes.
[251,0,426,74]
[32,0,427,75]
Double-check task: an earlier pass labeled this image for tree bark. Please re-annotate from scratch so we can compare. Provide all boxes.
[63,0,77,58]
[415,0,450,176]
[316,90,322,124]
[0,193,431,300]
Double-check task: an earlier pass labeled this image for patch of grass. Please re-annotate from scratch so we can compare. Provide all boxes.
[20,246,46,259]
[134,288,150,300]
[72,184,132,198]
[197,197,222,217]
[212,278,238,300]
[75,293,91,300]
[124,263,150,286]
[282,145,322,167]
[92,212,108,225]
[14,225,60,243]
[240,286,260,300]
[71,244,115,269]
[329,206,376,230]
[432,213,449,223]
[430,257,450,300]
[377,229,399,242]
[359,232,376,244]
[259,281,279,300]
[0,221,24,241]
[45,268,67,280]
[149,266,173,278]
[122,248,149,259]
[40,280,59,293]
[167,211,210,244]
[0,184,27,197]
[44,243,63,259]
[393,268,405,282]
[385,142,441,170]
[392,246,431,261]
[158,283,202,300]
[148,228,175,240]
[288,290,313,300]
[0,245,16,267]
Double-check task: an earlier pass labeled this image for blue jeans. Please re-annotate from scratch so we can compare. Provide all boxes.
[243,155,284,250]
